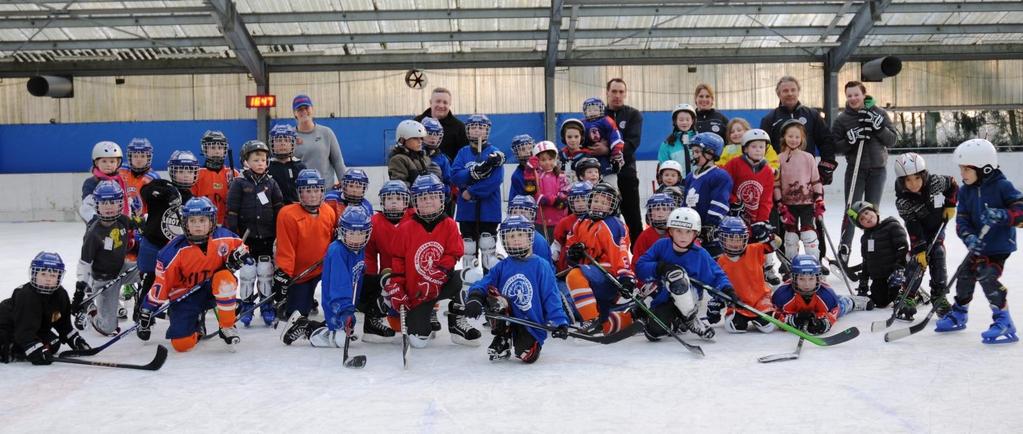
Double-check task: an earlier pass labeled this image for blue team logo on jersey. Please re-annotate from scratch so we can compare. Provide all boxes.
[502,274,533,312]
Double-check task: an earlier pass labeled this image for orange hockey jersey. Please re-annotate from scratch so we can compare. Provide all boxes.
[717,242,774,317]
[565,218,632,277]
[193,167,240,225]
[147,227,243,304]
[275,203,337,283]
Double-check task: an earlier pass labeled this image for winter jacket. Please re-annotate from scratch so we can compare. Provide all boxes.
[775,149,822,206]
[225,170,284,240]
[759,102,837,163]
[831,105,897,170]
[695,108,729,141]
[604,104,644,175]
[387,144,442,187]
[956,170,1023,255]
[139,180,191,246]
[535,170,569,227]
[895,173,957,253]
[0,284,73,350]
[268,158,307,204]
[415,109,469,162]
[451,143,504,224]
[657,130,695,177]
[860,216,909,281]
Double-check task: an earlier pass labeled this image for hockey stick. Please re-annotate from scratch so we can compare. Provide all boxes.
[839,136,867,256]
[817,217,856,296]
[268,259,326,328]
[59,282,207,358]
[54,344,168,371]
[74,265,140,330]
[871,220,948,332]
[758,338,804,363]
[581,251,704,356]
[885,225,989,342]
[400,305,409,369]
[484,312,642,344]
[342,324,367,369]
[689,277,860,347]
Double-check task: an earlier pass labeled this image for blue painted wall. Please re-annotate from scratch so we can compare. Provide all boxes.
[0,109,769,174]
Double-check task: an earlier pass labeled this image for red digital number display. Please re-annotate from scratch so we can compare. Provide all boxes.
[246,95,276,108]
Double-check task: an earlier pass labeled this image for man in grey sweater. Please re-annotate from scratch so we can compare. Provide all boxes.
[292,94,346,186]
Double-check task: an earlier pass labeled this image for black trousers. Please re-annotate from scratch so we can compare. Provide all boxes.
[618,169,643,248]
[405,272,464,336]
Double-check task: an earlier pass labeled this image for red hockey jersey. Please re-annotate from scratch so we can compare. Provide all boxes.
[631,226,666,273]
[723,156,775,224]
[365,210,412,274]
[390,216,464,301]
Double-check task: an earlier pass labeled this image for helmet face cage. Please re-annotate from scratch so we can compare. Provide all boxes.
[588,188,619,219]
[583,99,605,120]
[647,203,674,229]
[568,182,593,216]
[466,116,491,143]
[512,142,534,162]
[342,175,368,203]
[380,190,410,220]
[791,255,822,295]
[500,225,534,259]
[271,135,296,159]
[508,204,537,222]
[298,184,325,210]
[96,198,122,221]
[201,139,228,159]
[31,265,63,293]
[30,252,65,293]
[127,140,153,172]
[414,190,446,221]
[719,230,749,256]
[168,163,199,188]
[421,118,444,150]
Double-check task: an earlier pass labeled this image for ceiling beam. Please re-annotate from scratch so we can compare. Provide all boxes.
[208,0,266,87]
[827,0,892,72]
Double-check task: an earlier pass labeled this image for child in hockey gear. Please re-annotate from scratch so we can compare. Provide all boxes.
[119,137,160,216]
[140,197,248,352]
[772,255,869,335]
[635,207,733,341]
[716,217,778,333]
[558,119,587,183]
[275,169,337,320]
[847,201,909,308]
[893,152,958,319]
[74,181,140,336]
[268,124,307,205]
[564,182,637,335]
[286,206,374,348]
[0,252,91,365]
[362,181,411,343]
[582,97,626,185]
[384,174,478,348]
[462,215,570,363]
[720,119,780,170]
[422,117,456,216]
[389,119,442,187]
[684,132,733,258]
[81,141,129,224]
[533,141,569,237]
[136,150,198,319]
[633,193,674,267]
[574,157,603,186]
[452,114,505,274]
[552,181,592,272]
[507,195,553,263]
[509,133,537,199]
[193,130,239,225]
[936,139,1022,343]
[658,103,697,176]
[724,128,780,284]
[325,168,374,217]
[655,160,684,193]
[226,140,283,327]
[774,121,824,267]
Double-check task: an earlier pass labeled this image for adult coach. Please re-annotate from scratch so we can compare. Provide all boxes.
[832,80,897,256]
[694,83,728,141]
[759,76,838,185]
[292,94,346,186]
[415,87,468,162]
[604,78,645,245]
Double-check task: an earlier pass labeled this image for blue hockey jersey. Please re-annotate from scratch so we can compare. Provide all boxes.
[510,165,528,200]
[432,152,452,185]
[956,170,1023,255]
[321,240,367,331]
[635,237,732,307]
[467,255,569,344]
[451,143,505,223]
[534,230,553,264]
[683,165,733,227]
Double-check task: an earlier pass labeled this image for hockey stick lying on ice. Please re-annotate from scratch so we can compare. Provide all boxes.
[757,338,804,364]
[484,312,642,344]
[871,220,948,332]
[689,277,860,347]
[885,225,989,342]
[581,251,704,357]
[54,344,168,371]
[341,323,366,369]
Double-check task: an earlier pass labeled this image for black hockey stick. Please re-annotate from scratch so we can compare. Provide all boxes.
[871,220,947,332]
[817,217,856,296]
[74,265,140,330]
[54,344,168,371]
[484,312,642,344]
[884,225,989,342]
[757,338,804,363]
[690,277,860,347]
[581,251,704,356]
[269,259,327,328]
[400,305,409,370]
[342,324,366,369]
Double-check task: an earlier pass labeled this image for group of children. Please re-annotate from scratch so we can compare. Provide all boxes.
[1,104,1020,366]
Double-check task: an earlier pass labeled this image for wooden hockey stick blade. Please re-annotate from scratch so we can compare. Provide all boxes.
[53,344,168,371]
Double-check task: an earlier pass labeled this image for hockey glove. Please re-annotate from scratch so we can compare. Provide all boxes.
[72,281,88,314]
[0,341,13,364]
[24,342,52,366]
[729,201,744,217]
[378,268,392,289]
[384,281,409,311]
[656,262,684,277]
[859,109,885,131]
[137,308,155,341]
[485,151,506,168]
[327,305,356,333]
[813,198,826,218]
[786,312,813,330]
[552,324,570,340]
[846,127,870,146]
[981,207,1010,227]
[914,251,928,269]
[616,275,637,298]
[566,243,587,264]
[550,241,561,262]
[226,248,253,272]
[778,204,796,227]
[887,268,907,289]
[706,297,726,324]
[272,269,292,295]
[806,316,832,335]
[66,331,91,352]
[817,160,837,186]
[719,285,737,302]
[469,162,494,181]
[750,222,772,244]
[964,234,986,254]
[700,225,718,244]
[462,292,487,319]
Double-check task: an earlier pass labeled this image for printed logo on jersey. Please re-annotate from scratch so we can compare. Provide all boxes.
[736,180,764,213]
[588,126,603,144]
[619,120,627,129]
[798,117,807,125]
[414,241,445,285]
[502,273,533,312]
[685,187,700,208]
[160,205,184,239]
[711,125,720,132]
[352,261,365,292]
[217,243,229,258]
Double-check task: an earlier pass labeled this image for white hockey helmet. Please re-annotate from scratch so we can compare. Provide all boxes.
[671,103,697,122]
[741,128,771,148]
[953,138,998,174]
[667,207,701,231]
[658,160,683,176]
[92,141,123,160]
[532,140,558,157]
[894,152,927,178]
[396,120,427,142]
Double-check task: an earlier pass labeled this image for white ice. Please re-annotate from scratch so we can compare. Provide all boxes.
[1,195,1021,433]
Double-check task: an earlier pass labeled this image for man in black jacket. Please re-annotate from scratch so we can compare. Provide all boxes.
[604,78,645,245]
[415,87,468,162]
[759,76,838,185]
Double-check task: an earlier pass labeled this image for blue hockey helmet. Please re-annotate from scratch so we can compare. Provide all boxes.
[126,137,154,172]
[645,193,676,229]
[296,169,326,212]
[167,150,200,188]
[30,251,65,293]
[500,214,535,259]
[338,205,373,250]
[511,134,536,162]
[379,180,410,220]
[567,181,593,216]
[411,174,446,221]
[790,254,822,295]
[582,97,606,120]
[93,180,125,222]
[691,132,725,161]
[180,196,217,243]
[341,168,370,203]
[717,216,749,256]
[465,114,492,143]
[421,117,444,150]
[507,195,538,221]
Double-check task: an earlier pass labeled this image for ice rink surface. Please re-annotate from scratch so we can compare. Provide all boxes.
[1,197,1021,433]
